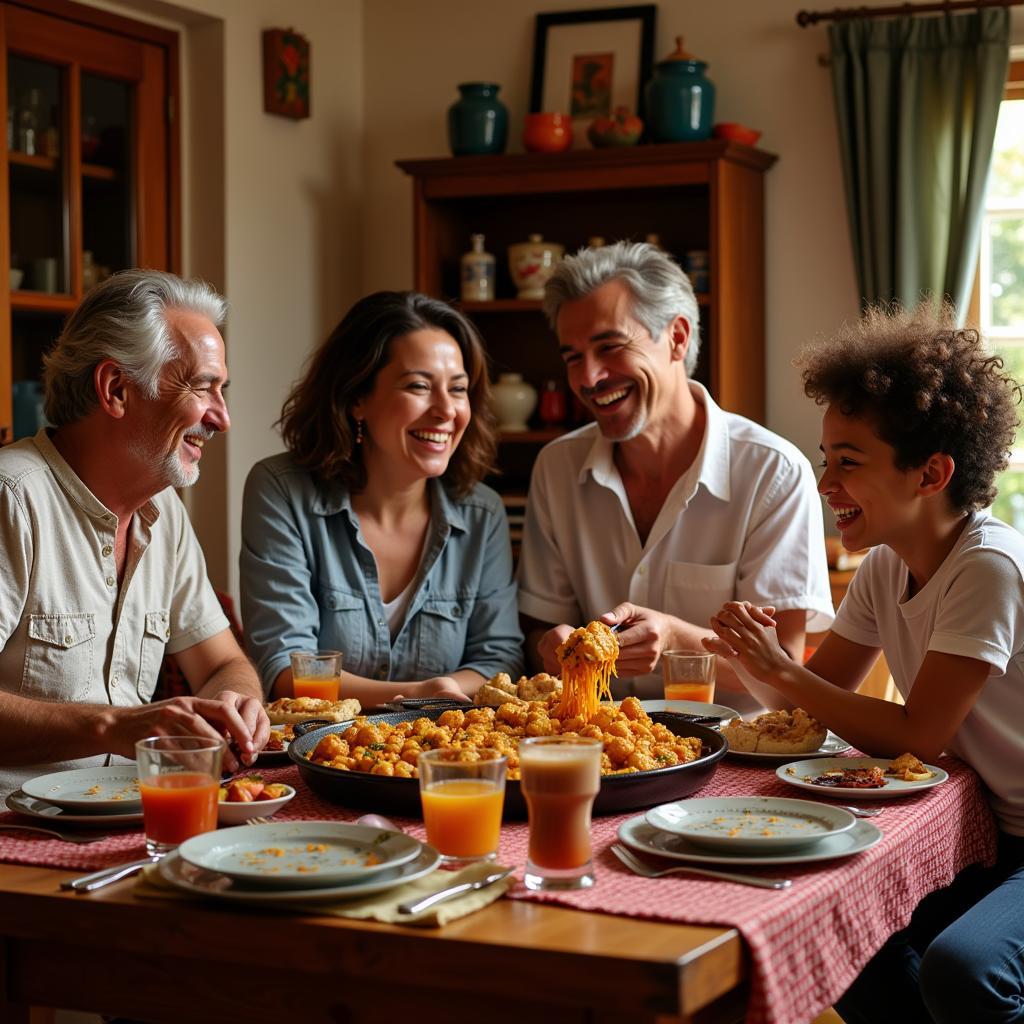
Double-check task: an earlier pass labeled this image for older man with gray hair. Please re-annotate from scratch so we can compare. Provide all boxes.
[0,269,268,800]
[518,242,833,711]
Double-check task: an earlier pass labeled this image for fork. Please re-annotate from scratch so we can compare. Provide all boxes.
[245,816,271,825]
[0,823,110,845]
[839,805,882,818]
[610,843,792,889]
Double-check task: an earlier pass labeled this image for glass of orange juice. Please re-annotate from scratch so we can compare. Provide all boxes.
[661,649,717,704]
[520,735,602,891]
[135,736,224,856]
[290,649,343,701]
[418,748,506,867]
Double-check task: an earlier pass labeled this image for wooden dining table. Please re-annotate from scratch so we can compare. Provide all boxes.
[0,859,746,1024]
[0,744,998,1024]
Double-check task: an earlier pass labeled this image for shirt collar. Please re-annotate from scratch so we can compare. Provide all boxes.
[312,476,468,533]
[33,428,161,526]
[578,381,732,503]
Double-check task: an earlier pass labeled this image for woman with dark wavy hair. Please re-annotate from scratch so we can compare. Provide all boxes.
[240,291,523,705]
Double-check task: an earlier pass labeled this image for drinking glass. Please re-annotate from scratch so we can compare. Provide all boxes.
[135,736,224,856]
[520,735,602,891]
[290,649,343,701]
[661,649,717,703]
[418,749,507,867]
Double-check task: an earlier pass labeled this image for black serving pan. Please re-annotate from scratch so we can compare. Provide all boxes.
[288,706,727,818]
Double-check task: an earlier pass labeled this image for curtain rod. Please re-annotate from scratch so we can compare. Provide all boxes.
[796,0,1024,27]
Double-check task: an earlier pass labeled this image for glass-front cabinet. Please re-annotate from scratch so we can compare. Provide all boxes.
[0,0,178,442]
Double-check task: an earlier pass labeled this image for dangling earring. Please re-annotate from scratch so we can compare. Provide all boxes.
[354,419,365,445]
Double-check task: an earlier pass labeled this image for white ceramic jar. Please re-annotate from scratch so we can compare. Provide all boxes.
[507,234,565,300]
[491,373,537,432]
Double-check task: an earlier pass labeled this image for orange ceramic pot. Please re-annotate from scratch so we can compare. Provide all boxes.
[522,112,573,153]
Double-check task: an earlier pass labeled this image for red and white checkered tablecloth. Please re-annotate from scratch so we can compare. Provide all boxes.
[0,754,997,1024]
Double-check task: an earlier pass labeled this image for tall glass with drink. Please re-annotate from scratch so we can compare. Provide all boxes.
[419,748,507,867]
[520,735,602,891]
[290,649,343,701]
[135,736,224,856]
[661,649,717,703]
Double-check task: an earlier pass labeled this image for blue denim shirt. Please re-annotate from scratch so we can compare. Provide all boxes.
[240,453,523,694]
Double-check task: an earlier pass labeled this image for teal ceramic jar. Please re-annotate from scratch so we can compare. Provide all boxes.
[645,37,715,143]
[447,83,508,156]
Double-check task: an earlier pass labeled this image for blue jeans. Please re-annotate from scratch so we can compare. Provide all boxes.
[836,834,1024,1024]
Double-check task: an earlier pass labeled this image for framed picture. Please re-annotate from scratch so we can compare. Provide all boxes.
[262,28,310,120]
[529,5,655,140]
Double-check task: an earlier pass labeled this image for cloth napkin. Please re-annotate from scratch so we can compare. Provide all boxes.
[134,859,514,926]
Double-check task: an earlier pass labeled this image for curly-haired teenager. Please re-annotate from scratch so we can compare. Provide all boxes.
[240,291,523,706]
[705,302,1024,1024]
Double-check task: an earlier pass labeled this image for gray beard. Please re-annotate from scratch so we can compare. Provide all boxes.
[127,438,200,490]
[599,407,647,443]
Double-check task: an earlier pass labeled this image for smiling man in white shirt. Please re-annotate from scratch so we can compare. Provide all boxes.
[0,270,268,799]
[518,242,833,711]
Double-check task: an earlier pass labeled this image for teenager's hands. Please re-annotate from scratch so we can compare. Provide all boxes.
[706,602,788,683]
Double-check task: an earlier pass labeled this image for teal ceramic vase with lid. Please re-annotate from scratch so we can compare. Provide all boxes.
[645,37,715,143]
[447,82,508,156]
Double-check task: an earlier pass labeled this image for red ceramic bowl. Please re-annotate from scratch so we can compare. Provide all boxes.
[523,112,573,154]
[713,122,761,146]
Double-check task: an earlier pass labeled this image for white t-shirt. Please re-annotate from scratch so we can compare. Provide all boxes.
[518,383,834,709]
[832,512,1024,835]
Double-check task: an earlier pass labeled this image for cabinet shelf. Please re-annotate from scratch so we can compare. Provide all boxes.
[82,162,119,182]
[8,151,58,172]
[11,291,77,314]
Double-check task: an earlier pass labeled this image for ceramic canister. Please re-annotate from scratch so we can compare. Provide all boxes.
[645,37,715,143]
[491,373,538,432]
[507,234,565,300]
[447,83,508,156]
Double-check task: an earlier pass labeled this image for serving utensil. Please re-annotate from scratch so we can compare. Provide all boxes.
[0,823,111,845]
[397,866,513,915]
[610,843,792,889]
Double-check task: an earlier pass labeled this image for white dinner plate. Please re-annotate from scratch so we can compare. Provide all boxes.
[158,843,442,903]
[639,700,740,724]
[5,789,144,827]
[645,796,856,853]
[776,757,949,800]
[725,731,853,763]
[178,821,423,888]
[21,766,142,813]
[619,813,883,866]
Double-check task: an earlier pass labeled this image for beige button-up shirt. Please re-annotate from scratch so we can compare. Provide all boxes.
[0,430,228,798]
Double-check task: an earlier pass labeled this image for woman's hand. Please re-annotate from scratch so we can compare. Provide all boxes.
[706,602,790,683]
[417,676,471,702]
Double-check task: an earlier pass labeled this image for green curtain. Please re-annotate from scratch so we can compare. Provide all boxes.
[829,8,1010,316]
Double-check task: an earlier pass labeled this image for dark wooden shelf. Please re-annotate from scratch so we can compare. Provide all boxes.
[498,428,567,443]
[82,162,118,182]
[462,299,543,314]
[8,151,58,172]
[11,291,77,314]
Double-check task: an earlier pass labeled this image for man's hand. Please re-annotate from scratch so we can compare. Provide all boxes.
[538,624,574,675]
[419,677,471,702]
[104,691,270,772]
[599,603,682,676]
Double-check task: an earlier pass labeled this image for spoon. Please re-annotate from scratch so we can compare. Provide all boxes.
[356,813,403,831]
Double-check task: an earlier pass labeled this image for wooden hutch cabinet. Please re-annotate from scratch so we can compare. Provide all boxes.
[0,0,179,443]
[397,140,777,500]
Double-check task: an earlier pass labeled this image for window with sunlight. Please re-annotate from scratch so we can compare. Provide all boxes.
[982,73,1024,529]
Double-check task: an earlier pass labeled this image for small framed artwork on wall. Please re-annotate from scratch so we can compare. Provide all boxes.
[262,28,310,120]
[529,6,655,141]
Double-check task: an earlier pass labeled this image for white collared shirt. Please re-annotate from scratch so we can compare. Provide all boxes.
[0,430,228,798]
[518,383,834,706]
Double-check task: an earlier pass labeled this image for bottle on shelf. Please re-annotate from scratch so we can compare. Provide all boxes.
[539,379,568,427]
[17,89,41,156]
[82,251,99,291]
[461,233,495,302]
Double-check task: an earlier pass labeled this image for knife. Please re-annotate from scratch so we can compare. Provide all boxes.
[61,856,161,893]
[397,866,513,915]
